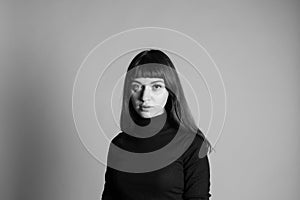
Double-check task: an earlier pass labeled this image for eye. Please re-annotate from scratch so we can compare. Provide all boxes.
[131,84,141,92]
[152,84,163,91]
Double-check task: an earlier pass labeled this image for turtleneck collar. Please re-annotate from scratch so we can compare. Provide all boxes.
[132,109,167,125]
[126,109,172,138]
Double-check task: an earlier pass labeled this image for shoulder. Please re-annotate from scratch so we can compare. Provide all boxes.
[182,131,209,161]
[186,130,205,149]
[110,132,127,147]
[189,133,206,152]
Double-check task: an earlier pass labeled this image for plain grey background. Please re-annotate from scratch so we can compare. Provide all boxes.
[0,1,299,200]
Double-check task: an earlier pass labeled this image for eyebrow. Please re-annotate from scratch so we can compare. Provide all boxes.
[131,80,165,84]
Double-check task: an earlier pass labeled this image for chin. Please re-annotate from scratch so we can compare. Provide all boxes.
[138,112,152,118]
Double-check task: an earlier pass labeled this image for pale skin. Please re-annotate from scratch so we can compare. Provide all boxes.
[130,77,169,118]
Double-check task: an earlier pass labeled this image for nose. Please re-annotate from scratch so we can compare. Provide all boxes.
[140,86,151,101]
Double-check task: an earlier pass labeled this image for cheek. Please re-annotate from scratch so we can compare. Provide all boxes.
[130,95,138,106]
[130,91,139,99]
[157,92,169,107]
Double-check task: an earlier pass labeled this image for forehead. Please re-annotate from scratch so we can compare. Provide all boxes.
[131,77,165,84]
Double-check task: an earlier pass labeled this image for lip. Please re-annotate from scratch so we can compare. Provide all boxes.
[139,105,152,110]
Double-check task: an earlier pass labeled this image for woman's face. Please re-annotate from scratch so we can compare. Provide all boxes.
[130,77,169,118]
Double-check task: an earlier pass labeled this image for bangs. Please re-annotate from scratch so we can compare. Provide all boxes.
[128,64,170,80]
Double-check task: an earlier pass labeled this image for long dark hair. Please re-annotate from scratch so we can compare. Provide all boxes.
[120,49,212,153]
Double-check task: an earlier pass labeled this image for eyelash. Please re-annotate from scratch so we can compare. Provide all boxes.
[153,84,162,89]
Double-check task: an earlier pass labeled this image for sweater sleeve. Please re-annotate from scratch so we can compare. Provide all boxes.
[101,135,122,200]
[101,167,116,200]
[182,135,211,200]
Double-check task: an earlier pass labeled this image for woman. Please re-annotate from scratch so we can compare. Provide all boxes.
[102,49,212,200]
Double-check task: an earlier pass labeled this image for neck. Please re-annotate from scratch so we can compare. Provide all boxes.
[134,110,167,126]
[126,109,170,138]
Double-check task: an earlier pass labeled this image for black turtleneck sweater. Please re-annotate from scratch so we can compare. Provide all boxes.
[101,112,211,200]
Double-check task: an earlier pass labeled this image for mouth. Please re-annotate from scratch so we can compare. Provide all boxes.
[139,105,152,111]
